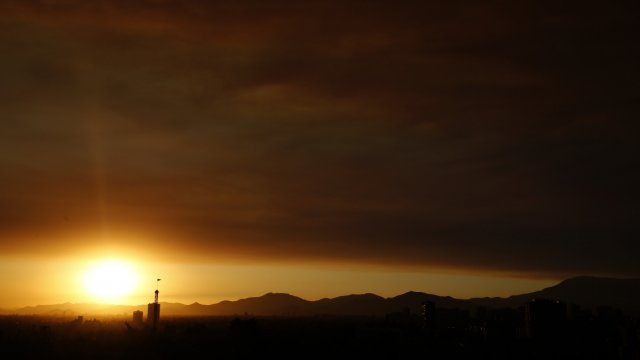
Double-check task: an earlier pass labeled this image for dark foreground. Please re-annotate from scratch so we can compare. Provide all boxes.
[1,312,639,359]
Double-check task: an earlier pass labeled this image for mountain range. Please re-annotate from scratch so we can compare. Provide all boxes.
[3,276,639,317]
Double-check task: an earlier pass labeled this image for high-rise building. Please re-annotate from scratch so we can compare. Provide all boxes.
[147,279,161,330]
[147,302,160,328]
[133,310,143,327]
[525,298,567,340]
[422,301,436,328]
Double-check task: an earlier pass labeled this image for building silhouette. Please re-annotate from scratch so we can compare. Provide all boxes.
[147,279,161,330]
[525,298,567,340]
[132,310,143,327]
[422,301,436,328]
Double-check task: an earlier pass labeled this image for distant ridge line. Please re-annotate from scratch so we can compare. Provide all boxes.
[3,276,640,317]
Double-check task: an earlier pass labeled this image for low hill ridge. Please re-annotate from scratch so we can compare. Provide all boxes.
[3,276,639,316]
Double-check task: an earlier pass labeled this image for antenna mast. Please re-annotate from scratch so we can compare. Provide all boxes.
[155,278,161,304]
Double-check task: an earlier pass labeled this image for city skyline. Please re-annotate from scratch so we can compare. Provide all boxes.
[1,0,638,307]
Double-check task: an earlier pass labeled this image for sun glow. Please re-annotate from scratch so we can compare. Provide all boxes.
[83,260,138,303]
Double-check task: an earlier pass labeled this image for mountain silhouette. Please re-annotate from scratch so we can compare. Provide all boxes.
[471,276,640,315]
[213,292,308,315]
[3,276,639,316]
[314,293,385,315]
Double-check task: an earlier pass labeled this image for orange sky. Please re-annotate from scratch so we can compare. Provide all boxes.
[0,252,558,308]
[0,1,638,307]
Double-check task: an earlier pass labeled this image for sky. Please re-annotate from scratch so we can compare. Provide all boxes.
[0,0,639,307]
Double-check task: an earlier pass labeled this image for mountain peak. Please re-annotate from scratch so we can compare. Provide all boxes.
[392,291,427,300]
[559,275,606,284]
[552,276,640,290]
[259,292,304,301]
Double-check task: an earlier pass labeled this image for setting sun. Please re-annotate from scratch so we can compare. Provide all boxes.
[83,260,138,303]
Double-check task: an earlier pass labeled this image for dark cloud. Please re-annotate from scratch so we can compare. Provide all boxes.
[1,0,639,277]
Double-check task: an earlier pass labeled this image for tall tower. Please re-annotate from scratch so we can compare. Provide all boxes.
[422,301,436,329]
[147,278,161,330]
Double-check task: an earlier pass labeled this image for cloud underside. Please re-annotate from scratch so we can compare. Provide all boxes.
[0,0,639,276]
